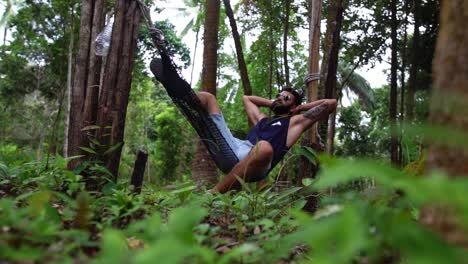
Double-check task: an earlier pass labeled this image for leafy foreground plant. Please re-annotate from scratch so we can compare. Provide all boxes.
[0,151,467,263]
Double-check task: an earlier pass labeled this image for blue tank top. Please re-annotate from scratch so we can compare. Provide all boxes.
[246,116,290,168]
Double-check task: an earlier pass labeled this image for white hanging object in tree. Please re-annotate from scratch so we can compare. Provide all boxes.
[95,18,114,56]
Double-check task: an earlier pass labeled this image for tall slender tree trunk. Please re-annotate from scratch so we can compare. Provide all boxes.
[399,0,409,165]
[320,0,344,155]
[390,0,399,165]
[420,0,468,247]
[190,28,200,86]
[191,0,221,187]
[223,0,252,96]
[406,0,420,122]
[64,5,75,158]
[282,0,291,87]
[298,0,322,213]
[3,26,7,46]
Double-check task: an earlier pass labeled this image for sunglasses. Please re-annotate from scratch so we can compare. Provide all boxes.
[276,93,291,102]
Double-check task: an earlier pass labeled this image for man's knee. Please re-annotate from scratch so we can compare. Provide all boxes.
[196,91,220,113]
[252,141,273,162]
[197,91,215,102]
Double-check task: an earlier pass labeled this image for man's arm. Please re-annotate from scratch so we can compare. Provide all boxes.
[243,95,271,125]
[287,99,337,147]
[293,99,334,114]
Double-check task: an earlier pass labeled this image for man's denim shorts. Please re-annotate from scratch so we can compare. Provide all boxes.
[210,113,254,161]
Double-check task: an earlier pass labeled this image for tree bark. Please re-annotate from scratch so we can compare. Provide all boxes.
[321,0,344,155]
[223,0,252,96]
[192,0,221,187]
[64,4,75,158]
[96,0,141,180]
[390,0,399,165]
[421,0,468,247]
[298,0,322,212]
[406,0,421,122]
[399,0,409,164]
[67,0,105,168]
[282,0,291,87]
[130,150,148,194]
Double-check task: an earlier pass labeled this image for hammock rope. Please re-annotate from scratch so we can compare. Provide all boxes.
[136,1,239,173]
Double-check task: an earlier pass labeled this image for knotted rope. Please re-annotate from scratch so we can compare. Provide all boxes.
[304,73,321,85]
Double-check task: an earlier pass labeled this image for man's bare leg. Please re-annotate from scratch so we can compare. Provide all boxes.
[212,141,273,194]
[196,91,221,114]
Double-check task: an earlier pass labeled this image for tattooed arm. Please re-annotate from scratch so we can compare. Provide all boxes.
[286,99,337,147]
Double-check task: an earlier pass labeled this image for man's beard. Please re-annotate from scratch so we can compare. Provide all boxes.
[270,101,291,115]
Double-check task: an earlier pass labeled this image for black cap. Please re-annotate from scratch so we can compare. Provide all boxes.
[281,87,304,105]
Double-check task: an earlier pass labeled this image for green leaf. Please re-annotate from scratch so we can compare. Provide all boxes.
[80,125,101,131]
[78,147,97,155]
[166,205,208,243]
[93,230,128,264]
[296,147,317,166]
[103,142,123,156]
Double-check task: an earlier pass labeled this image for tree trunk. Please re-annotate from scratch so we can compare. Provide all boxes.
[326,110,337,154]
[390,0,399,165]
[64,4,75,158]
[283,0,291,87]
[420,0,468,247]
[96,0,141,180]
[298,0,322,213]
[320,0,344,155]
[3,25,7,46]
[67,0,105,169]
[190,28,200,86]
[406,0,420,122]
[191,0,221,187]
[223,0,252,96]
[130,150,148,194]
[399,0,409,164]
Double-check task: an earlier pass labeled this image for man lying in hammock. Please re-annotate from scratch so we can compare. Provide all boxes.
[195,88,337,193]
[150,54,336,194]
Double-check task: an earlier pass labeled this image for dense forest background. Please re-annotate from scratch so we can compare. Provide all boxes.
[0,0,466,263]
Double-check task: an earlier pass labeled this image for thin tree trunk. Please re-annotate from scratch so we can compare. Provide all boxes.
[268,1,275,100]
[64,5,75,158]
[190,28,199,86]
[298,0,322,213]
[321,0,343,155]
[223,0,252,95]
[399,0,409,165]
[406,0,420,122]
[326,111,337,154]
[191,0,221,187]
[421,0,468,247]
[3,26,7,46]
[390,0,399,165]
[283,0,291,87]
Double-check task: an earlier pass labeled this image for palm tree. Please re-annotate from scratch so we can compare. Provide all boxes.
[337,62,375,111]
[191,0,221,187]
[324,62,375,154]
[0,0,25,45]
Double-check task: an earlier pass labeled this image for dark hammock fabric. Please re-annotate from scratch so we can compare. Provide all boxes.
[150,50,239,174]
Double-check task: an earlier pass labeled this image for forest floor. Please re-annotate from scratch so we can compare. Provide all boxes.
[0,150,467,263]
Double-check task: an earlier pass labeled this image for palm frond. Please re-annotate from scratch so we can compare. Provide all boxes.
[338,63,376,111]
